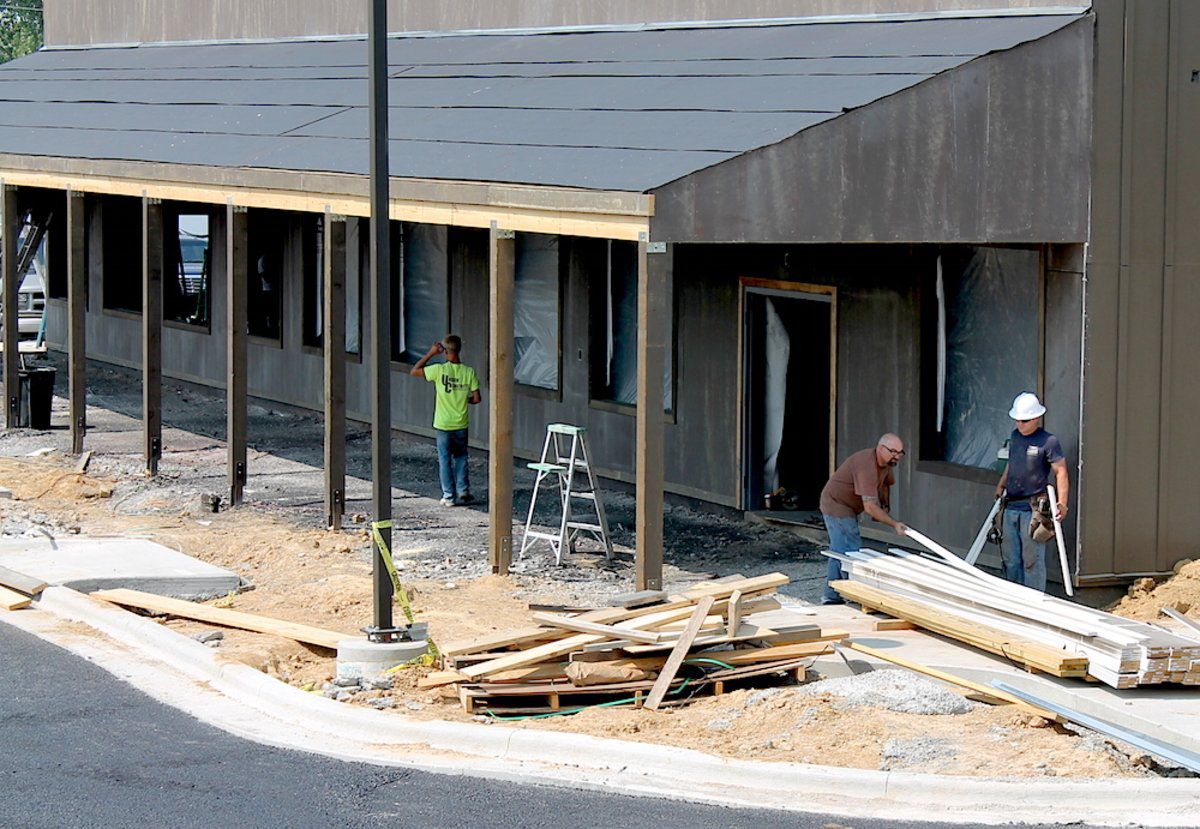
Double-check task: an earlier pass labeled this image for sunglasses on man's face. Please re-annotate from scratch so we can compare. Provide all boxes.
[882,446,906,458]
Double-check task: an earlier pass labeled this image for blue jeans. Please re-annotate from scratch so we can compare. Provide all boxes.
[1001,508,1047,592]
[435,428,470,501]
[822,513,862,603]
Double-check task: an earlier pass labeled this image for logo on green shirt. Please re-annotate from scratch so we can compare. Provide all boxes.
[426,362,479,431]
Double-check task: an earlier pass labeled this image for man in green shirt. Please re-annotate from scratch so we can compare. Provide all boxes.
[411,335,481,506]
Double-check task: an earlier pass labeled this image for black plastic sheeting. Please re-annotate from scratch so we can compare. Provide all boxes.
[0,13,1084,191]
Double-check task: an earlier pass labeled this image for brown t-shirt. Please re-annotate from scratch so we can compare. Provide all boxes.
[819,447,895,519]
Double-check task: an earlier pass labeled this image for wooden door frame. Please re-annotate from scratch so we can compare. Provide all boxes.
[737,277,838,511]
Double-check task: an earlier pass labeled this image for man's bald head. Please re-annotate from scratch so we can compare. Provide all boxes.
[876,433,906,467]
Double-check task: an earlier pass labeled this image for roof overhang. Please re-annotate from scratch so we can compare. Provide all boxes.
[0,154,653,240]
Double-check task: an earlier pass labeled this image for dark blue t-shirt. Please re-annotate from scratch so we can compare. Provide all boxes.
[1005,427,1064,509]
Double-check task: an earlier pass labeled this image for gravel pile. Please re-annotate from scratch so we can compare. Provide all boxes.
[796,668,976,715]
[880,736,959,769]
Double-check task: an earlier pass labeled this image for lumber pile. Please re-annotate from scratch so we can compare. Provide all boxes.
[429,573,848,715]
[829,542,1200,689]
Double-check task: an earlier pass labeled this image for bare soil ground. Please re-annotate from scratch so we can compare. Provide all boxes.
[1108,558,1200,622]
[0,359,1169,779]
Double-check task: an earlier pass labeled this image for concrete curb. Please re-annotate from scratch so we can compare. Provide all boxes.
[19,586,1200,826]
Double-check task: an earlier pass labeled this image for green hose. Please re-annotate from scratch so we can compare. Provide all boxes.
[484,677,695,721]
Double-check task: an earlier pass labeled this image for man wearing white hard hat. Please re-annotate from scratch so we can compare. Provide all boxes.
[993,392,1069,592]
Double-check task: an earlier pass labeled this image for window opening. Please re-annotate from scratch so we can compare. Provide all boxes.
[514,233,560,390]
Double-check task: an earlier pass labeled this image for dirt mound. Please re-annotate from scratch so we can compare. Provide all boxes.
[1109,559,1200,623]
[0,458,114,501]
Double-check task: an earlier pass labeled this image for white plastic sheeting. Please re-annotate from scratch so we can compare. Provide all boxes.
[761,297,791,496]
[940,247,1040,469]
[598,240,675,410]
[514,233,560,390]
[398,223,448,363]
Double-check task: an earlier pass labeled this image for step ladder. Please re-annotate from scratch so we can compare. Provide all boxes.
[519,423,613,565]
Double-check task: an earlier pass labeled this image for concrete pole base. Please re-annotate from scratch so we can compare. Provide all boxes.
[336,635,429,682]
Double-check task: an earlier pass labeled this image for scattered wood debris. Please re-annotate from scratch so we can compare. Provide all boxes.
[830,542,1200,689]
[430,573,847,716]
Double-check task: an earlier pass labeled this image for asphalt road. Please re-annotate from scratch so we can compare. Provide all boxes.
[1,622,1038,829]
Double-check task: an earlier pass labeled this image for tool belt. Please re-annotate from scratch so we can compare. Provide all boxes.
[990,494,1056,545]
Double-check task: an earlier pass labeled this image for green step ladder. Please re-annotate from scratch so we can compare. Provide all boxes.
[519,423,613,565]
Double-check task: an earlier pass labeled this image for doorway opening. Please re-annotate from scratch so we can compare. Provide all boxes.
[742,282,835,513]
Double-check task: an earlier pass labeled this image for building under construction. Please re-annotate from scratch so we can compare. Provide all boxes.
[0,0,1192,592]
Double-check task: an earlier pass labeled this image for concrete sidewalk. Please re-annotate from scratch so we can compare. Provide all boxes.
[4,586,1199,828]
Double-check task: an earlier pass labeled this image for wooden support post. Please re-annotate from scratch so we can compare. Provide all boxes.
[635,236,668,591]
[488,223,515,575]
[226,202,248,505]
[142,196,164,476]
[323,210,347,530]
[2,183,19,428]
[67,190,86,454]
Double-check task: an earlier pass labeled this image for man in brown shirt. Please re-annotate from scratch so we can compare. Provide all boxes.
[819,433,909,604]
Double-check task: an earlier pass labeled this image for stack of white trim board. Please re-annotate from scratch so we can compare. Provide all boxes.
[421,573,849,714]
[828,533,1200,689]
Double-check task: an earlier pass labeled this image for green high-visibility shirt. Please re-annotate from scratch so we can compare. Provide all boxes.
[424,361,479,431]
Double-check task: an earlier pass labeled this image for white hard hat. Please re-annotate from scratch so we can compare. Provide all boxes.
[1009,392,1046,421]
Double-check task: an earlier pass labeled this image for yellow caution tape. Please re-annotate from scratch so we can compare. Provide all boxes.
[370,520,440,665]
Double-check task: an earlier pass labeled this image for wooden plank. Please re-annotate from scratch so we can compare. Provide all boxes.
[832,580,1088,676]
[488,224,515,574]
[607,589,667,609]
[0,584,31,610]
[458,601,722,680]
[644,595,713,711]
[142,196,163,476]
[226,202,248,505]
[720,641,838,665]
[873,618,917,631]
[726,589,743,637]
[0,564,47,596]
[2,183,19,428]
[323,212,346,530]
[443,573,787,658]
[530,611,664,644]
[845,642,1062,721]
[92,588,351,650]
[635,236,667,591]
[66,189,86,454]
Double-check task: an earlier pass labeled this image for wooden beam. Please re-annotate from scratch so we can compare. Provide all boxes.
[226,202,248,505]
[726,589,744,637]
[2,183,19,428]
[323,210,347,530]
[530,611,664,644]
[142,195,164,476]
[644,595,714,711]
[67,189,86,454]
[635,236,668,590]
[0,162,654,242]
[488,223,515,575]
[92,588,353,650]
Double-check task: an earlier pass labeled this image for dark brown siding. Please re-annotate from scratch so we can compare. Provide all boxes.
[650,19,1092,245]
[1080,0,1200,580]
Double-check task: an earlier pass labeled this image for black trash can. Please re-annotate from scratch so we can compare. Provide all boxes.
[18,366,55,430]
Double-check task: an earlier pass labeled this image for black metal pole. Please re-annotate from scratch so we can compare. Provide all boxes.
[368,0,393,631]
